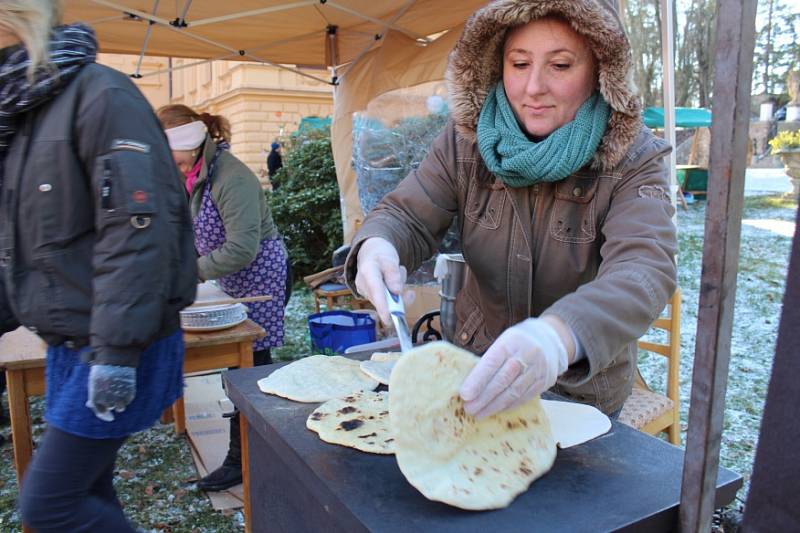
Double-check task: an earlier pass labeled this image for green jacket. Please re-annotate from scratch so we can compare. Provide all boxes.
[189,138,280,280]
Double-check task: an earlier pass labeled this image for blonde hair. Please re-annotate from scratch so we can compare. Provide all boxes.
[157,104,232,144]
[0,0,63,78]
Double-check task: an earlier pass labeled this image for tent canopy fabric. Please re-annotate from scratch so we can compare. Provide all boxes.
[64,1,487,240]
[66,1,483,71]
[643,107,712,129]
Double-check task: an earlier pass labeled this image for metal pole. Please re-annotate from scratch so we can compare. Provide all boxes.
[659,0,678,215]
[133,0,160,79]
[679,0,758,530]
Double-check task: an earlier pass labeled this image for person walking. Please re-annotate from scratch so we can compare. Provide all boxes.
[0,2,197,531]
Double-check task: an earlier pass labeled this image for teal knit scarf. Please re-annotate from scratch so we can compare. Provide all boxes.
[477,83,611,187]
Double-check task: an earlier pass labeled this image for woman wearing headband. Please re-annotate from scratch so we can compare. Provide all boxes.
[1,1,196,530]
[158,104,289,492]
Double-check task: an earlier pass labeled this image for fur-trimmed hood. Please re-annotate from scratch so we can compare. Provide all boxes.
[446,0,642,171]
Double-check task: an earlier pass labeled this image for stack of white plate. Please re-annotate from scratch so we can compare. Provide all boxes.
[180,281,248,332]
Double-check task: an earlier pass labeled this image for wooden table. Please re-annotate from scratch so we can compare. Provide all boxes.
[224,353,743,533]
[0,320,264,491]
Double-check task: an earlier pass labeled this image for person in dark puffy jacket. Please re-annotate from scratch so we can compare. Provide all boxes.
[0,2,196,531]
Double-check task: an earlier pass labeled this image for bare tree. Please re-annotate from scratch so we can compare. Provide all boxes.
[754,0,800,96]
[675,0,716,107]
[623,0,664,106]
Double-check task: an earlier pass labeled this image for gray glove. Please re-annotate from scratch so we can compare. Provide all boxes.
[86,365,137,422]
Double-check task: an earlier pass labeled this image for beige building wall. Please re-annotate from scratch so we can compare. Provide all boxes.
[171,59,334,181]
[97,55,334,184]
[97,53,171,109]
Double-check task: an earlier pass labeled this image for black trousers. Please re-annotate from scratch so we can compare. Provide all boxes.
[19,427,135,533]
[224,348,272,467]
[224,258,292,467]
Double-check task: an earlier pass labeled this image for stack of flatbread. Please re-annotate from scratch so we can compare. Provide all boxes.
[257,343,611,511]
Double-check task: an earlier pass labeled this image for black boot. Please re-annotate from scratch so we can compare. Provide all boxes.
[197,413,242,491]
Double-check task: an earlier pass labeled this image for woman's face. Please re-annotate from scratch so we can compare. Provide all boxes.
[172,149,198,176]
[502,18,597,140]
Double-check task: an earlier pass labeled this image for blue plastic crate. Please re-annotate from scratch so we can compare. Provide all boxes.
[308,310,376,354]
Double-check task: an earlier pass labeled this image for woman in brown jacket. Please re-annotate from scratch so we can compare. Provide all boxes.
[347,0,677,417]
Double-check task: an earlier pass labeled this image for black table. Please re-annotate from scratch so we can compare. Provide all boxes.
[224,356,742,533]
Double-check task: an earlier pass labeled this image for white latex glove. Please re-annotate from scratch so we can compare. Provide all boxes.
[354,237,413,325]
[459,317,569,419]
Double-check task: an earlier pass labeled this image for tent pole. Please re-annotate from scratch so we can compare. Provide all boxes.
[679,0,757,530]
[326,25,339,83]
[246,52,335,85]
[336,0,418,84]
[188,1,317,28]
[89,0,171,26]
[336,35,381,84]
[127,28,329,80]
[132,0,160,79]
[659,0,678,215]
[324,0,429,42]
[170,0,192,27]
[137,20,333,85]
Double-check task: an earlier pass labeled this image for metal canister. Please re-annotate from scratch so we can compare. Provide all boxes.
[434,253,469,342]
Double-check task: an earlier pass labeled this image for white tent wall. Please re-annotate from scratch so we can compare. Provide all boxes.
[331,27,463,241]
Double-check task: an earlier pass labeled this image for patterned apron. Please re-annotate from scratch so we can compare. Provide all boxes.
[193,146,286,350]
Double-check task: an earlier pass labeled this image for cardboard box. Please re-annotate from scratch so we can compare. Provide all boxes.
[184,374,244,510]
[405,283,442,339]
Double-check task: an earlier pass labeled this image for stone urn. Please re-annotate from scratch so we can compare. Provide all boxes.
[777,149,800,198]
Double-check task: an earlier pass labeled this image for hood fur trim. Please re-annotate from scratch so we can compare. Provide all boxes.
[446,0,642,170]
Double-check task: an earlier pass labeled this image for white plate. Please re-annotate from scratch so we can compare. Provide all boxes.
[181,314,248,332]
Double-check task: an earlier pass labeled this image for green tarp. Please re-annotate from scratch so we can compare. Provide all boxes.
[297,116,332,133]
[643,107,712,129]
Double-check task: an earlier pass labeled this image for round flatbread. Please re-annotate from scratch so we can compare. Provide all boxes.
[389,341,556,511]
[258,355,378,403]
[541,399,611,448]
[306,391,394,454]
[359,359,396,386]
[370,351,402,362]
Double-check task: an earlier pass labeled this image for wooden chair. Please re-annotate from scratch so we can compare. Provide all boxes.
[312,282,372,314]
[618,288,682,445]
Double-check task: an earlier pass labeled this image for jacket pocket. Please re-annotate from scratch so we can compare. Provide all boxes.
[549,175,598,244]
[14,252,68,332]
[454,301,493,354]
[464,179,506,230]
[96,148,157,220]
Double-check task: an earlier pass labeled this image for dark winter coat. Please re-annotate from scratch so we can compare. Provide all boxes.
[0,63,197,367]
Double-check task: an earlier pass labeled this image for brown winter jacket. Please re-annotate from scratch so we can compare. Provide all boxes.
[345,0,678,414]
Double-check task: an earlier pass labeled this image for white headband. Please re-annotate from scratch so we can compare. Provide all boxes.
[165,121,207,150]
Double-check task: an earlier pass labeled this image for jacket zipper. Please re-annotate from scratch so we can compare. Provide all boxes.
[101,159,114,211]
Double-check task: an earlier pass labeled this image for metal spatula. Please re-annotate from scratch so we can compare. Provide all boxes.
[384,286,413,353]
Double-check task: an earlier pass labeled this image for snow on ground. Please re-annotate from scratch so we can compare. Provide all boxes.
[744,167,793,196]
[0,193,795,531]
[639,193,796,507]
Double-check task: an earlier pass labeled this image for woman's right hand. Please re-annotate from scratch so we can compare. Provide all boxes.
[355,237,408,325]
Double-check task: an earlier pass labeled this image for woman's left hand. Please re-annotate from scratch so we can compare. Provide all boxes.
[85,365,137,422]
[459,317,569,418]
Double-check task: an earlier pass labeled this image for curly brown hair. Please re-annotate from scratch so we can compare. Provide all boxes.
[156,104,231,144]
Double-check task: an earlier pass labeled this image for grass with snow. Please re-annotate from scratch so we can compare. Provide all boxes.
[0,194,795,531]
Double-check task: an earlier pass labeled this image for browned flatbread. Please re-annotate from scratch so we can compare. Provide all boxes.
[306,391,394,454]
